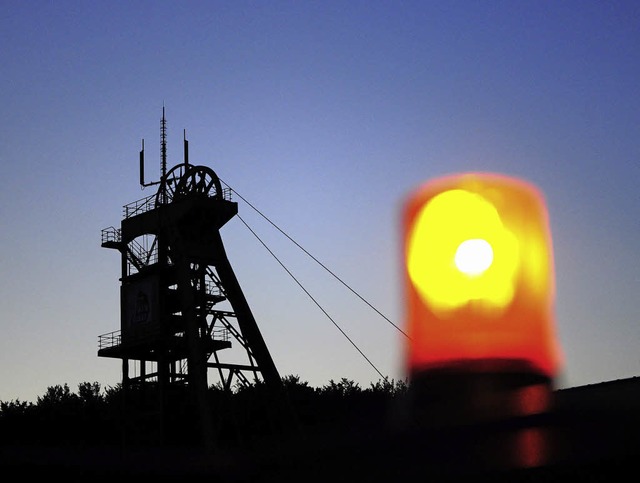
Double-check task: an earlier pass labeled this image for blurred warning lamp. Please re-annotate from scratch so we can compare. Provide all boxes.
[404,173,561,379]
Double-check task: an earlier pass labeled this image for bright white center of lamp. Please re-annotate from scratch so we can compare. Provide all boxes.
[454,238,494,276]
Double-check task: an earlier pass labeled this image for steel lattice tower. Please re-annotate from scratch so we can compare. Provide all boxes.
[98,113,281,446]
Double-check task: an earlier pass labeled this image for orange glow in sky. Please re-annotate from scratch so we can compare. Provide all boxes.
[404,173,562,378]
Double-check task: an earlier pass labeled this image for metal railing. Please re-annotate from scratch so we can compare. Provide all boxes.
[98,326,230,351]
[126,237,159,275]
[98,330,121,350]
[122,185,232,220]
[212,327,230,342]
[123,193,157,219]
[101,226,121,245]
[205,279,224,299]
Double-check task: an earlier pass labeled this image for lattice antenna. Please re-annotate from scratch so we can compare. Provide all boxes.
[159,106,168,203]
[139,107,168,190]
[161,105,168,180]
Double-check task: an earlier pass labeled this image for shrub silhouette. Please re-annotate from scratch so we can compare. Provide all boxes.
[0,376,407,448]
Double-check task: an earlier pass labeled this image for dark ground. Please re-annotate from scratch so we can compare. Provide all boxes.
[2,376,639,481]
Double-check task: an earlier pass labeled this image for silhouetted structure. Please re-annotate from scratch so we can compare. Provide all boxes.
[97,110,280,446]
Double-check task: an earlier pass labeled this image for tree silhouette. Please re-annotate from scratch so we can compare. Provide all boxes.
[0,376,407,449]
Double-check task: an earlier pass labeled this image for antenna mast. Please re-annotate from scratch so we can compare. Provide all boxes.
[160,106,168,203]
[139,108,169,191]
[184,129,189,165]
[161,106,168,179]
[139,139,145,187]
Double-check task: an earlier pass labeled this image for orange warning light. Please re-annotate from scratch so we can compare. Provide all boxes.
[403,173,561,379]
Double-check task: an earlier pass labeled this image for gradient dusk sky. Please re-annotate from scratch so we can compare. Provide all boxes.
[1,1,639,402]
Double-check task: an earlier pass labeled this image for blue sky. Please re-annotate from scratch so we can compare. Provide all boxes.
[1,1,639,402]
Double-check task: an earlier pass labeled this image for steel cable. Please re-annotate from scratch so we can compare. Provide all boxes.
[236,214,386,380]
[219,178,410,341]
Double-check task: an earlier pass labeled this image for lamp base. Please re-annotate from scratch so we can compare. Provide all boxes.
[395,360,557,470]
